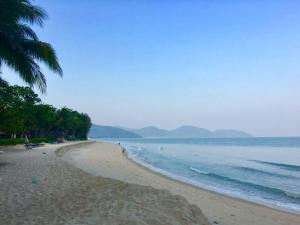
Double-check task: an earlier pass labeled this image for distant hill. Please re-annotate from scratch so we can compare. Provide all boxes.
[130,126,169,138]
[89,124,252,138]
[212,129,252,138]
[129,125,252,138]
[88,125,142,138]
[168,126,211,138]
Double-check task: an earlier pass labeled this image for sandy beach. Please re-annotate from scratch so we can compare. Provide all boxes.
[0,142,210,225]
[60,141,300,225]
[2,2,299,225]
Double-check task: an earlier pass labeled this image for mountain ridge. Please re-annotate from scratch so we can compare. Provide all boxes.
[132,125,252,138]
[89,124,252,138]
[88,125,142,138]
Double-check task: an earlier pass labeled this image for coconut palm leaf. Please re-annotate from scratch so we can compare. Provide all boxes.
[0,0,62,92]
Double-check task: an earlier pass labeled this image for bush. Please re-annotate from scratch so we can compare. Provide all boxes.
[31,137,52,143]
[0,138,24,145]
[0,137,52,146]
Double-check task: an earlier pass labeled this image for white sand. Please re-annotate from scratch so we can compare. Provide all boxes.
[0,142,210,225]
[62,142,300,225]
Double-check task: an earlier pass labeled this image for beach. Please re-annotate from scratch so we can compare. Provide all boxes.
[61,141,300,225]
[2,2,299,225]
[1,141,300,225]
[0,142,210,225]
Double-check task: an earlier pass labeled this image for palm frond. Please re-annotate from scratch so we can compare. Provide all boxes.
[17,0,47,26]
[0,38,46,92]
[0,0,47,26]
[22,40,62,75]
[0,0,62,93]
[18,24,39,40]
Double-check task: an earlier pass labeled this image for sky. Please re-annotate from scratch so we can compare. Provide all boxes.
[2,0,300,136]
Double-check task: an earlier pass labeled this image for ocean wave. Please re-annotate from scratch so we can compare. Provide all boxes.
[189,167,210,175]
[233,166,300,180]
[250,160,300,171]
[189,167,300,203]
[128,150,300,211]
[117,137,300,147]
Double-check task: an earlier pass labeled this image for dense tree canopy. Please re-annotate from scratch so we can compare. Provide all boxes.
[0,1,90,142]
[0,82,91,140]
[0,0,62,92]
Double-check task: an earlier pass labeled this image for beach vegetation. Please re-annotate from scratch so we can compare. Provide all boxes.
[0,0,62,93]
[0,82,91,144]
[0,137,51,145]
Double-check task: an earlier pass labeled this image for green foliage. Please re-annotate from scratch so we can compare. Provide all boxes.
[0,83,91,141]
[0,137,51,146]
[56,107,91,140]
[0,84,41,133]
[0,0,62,92]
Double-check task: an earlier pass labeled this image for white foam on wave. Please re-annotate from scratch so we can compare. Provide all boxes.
[124,144,300,214]
[189,167,210,175]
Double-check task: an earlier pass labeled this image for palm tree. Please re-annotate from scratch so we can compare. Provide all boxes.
[0,0,62,93]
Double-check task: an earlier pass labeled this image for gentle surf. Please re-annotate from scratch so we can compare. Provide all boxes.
[101,137,300,213]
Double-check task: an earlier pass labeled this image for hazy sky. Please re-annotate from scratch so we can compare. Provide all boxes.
[2,0,300,136]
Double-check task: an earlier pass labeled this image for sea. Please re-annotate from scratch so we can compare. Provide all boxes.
[97,137,300,213]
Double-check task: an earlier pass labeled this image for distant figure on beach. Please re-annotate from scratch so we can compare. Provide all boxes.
[122,148,125,154]
[25,134,30,149]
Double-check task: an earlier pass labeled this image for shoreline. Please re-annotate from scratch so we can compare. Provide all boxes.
[61,141,300,225]
[123,146,300,216]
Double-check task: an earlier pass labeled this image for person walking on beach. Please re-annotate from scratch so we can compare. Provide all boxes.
[25,134,30,149]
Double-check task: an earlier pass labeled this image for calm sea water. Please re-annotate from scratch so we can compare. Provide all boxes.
[98,137,300,213]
